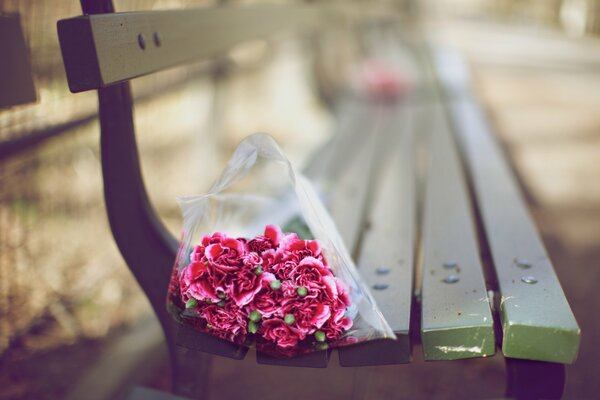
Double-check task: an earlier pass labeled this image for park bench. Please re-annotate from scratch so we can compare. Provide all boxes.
[57,1,580,399]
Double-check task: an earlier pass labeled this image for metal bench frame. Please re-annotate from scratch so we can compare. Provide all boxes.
[57,1,580,398]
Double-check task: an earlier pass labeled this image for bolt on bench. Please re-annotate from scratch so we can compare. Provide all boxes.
[57,1,580,399]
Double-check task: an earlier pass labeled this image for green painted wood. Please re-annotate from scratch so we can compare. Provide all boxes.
[445,93,581,364]
[303,98,371,183]
[57,4,327,92]
[338,104,417,366]
[420,105,495,361]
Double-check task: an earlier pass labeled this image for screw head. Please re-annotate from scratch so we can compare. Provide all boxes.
[373,283,389,290]
[137,33,146,50]
[153,32,162,47]
[521,276,538,284]
[443,275,460,284]
[443,261,458,269]
[376,266,391,275]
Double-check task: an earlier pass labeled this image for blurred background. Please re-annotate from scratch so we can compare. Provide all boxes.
[1,0,599,399]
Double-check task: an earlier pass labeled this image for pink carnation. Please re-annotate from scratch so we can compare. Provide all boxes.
[205,236,245,271]
[289,257,333,287]
[279,237,323,263]
[229,266,265,307]
[251,290,283,318]
[179,262,219,302]
[260,318,304,348]
[199,303,248,338]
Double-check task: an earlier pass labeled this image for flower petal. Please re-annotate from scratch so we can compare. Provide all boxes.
[311,303,331,328]
[265,224,283,247]
[205,243,223,260]
[223,237,245,255]
[322,275,338,300]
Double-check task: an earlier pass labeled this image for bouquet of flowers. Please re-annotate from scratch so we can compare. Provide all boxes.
[167,134,394,357]
[178,224,353,351]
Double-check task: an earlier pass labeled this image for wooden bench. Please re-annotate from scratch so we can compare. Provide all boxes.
[57,1,580,399]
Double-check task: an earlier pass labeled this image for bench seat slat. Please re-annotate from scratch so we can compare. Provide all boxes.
[338,104,416,366]
[57,5,324,92]
[255,349,331,368]
[304,98,374,184]
[420,106,495,361]
[175,324,248,360]
[325,102,384,252]
[440,88,580,364]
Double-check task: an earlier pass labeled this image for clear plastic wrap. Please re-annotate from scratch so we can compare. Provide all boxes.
[167,133,394,357]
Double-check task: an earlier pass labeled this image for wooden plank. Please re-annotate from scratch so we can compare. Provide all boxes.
[338,104,417,366]
[175,324,248,360]
[57,4,325,92]
[438,82,580,363]
[326,104,383,253]
[303,98,372,183]
[256,349,332,368]
[420,105,495,361]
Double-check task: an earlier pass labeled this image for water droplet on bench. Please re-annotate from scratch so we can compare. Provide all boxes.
[515,258,532,269]
[443,261,458,269]
[376,266,390,275]
[443,275,460,284]
[521,276,538,284]
[373,283,389,290]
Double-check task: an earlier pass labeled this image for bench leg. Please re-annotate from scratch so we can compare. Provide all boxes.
[505,358,565,399]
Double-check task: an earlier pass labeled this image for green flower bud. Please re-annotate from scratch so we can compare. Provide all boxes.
[217,300,226,307]
[206,323,213,329]
[296,286,308,297]
[248,321,258,334]
[284,314,295,325]
[314,330,326,342]
[315,342,329,351]
[269,279,281,290]
[217,292,226,299]
[185,298,198,309]
[254,265,264,275]
[249,310,262,322]
[205,298,212,303]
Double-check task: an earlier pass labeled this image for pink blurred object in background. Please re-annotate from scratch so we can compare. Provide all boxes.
[353,60,410,100]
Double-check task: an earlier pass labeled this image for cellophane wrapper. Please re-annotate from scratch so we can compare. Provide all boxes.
[167,133,395,357]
